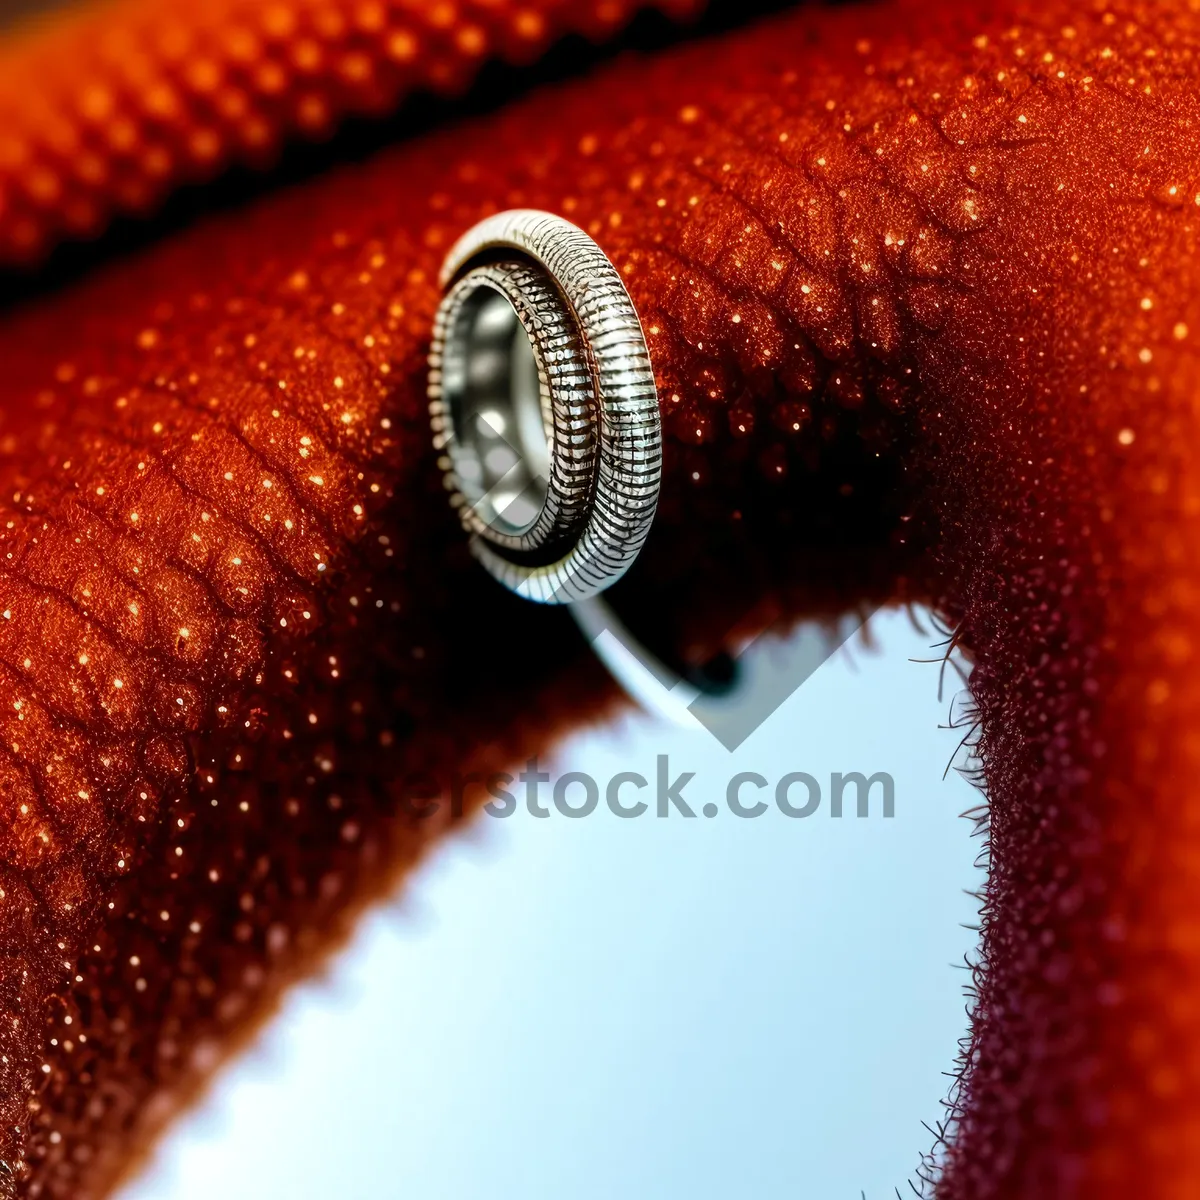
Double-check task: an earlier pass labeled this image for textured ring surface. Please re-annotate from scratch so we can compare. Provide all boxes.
[428,209,662,605]
[432,259,596,557]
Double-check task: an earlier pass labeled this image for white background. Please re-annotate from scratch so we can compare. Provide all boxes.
[121,608,983,1200]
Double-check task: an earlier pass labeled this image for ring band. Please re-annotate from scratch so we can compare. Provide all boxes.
[428,210,661,604]
[428,209,788,731]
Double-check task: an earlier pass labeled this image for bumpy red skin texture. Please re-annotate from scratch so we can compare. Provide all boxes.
[0,0,702,264]
[1,0,1200,1197]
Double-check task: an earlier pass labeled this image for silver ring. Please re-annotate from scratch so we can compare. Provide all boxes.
[428,210,661,604]
[429,209,771,733]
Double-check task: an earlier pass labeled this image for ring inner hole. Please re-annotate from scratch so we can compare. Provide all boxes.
[447,285,551,538]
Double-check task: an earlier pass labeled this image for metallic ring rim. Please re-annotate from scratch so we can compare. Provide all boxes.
[429,209,662,605]
[430,260,596,557]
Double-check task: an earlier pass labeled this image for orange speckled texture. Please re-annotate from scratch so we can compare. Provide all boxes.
[1,0,1200,1197]
[0,0,703,264]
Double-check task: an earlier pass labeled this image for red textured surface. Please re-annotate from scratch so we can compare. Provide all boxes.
[1,0,1200,1198]
[0,0,702,264]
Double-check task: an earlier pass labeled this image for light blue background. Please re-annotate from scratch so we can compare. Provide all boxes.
[120,609,982,1200]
